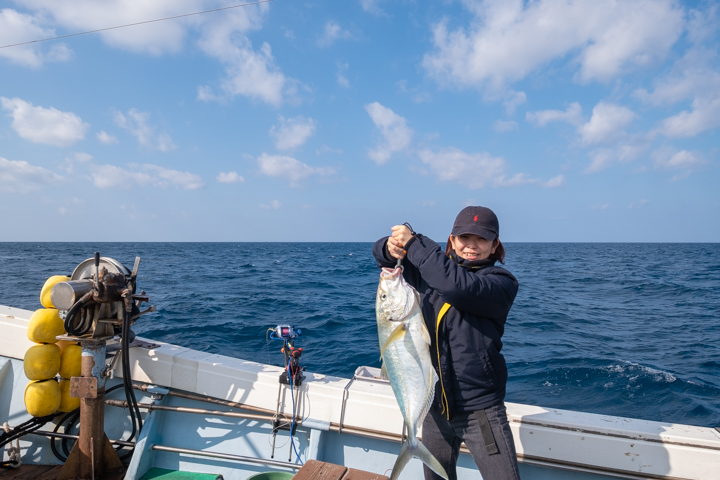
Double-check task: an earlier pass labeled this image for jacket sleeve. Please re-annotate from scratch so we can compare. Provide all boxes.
[405,235,518,320]
[372,237,423,288]
[372,237,396,269]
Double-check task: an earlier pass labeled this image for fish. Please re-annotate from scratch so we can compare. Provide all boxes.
[376,266,449,480]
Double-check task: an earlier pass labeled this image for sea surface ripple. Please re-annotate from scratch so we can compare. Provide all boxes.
[1,242,718,428]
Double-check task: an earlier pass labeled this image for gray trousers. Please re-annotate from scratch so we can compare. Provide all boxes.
[422,403,521,480]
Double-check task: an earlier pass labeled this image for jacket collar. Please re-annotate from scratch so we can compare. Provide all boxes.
[448,250,496,270]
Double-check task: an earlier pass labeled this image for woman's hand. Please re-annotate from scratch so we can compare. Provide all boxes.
[387,236,406,260]
[387,224,412,260]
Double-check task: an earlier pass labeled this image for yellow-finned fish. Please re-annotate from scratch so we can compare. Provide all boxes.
[376,266,448,480]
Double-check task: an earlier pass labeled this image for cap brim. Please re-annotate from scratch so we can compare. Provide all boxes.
[451,227,497,241]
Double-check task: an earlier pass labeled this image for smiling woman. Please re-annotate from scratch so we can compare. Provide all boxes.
[374,206,521,480]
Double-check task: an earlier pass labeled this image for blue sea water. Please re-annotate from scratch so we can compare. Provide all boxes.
[1,242,718,428]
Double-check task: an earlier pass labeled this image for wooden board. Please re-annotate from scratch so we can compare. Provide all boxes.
[293,460,389,480]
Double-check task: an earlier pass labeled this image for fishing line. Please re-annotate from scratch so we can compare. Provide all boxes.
[0,0,279,50]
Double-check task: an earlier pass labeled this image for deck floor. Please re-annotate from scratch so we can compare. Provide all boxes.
[0,465,62,480]
[0,464,126,480]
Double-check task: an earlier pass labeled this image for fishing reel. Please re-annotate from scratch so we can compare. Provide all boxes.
[268,324,305,387]
[269,324,301,341]
[52,252,154,338]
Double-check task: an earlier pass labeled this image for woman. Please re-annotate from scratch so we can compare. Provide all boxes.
[373,206,521,480]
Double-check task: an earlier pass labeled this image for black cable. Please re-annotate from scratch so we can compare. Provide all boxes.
[1,414,57,468]
[0,0,279,50]
[64,291,94,336]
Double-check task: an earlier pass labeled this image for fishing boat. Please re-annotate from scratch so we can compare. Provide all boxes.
[1,255,719,480]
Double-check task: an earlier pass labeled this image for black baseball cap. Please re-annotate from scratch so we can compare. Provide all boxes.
[451,206,499,241]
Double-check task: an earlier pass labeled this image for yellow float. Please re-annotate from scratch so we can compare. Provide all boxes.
[27,308,65,344]
[58,379,80,412]
[23,343,61,381]
[59,343,82,379]
[24,379,61,417]
[40,275,70,309]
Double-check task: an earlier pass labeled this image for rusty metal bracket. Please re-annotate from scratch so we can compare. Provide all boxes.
[70,377,98,399]
[130,339,161,349]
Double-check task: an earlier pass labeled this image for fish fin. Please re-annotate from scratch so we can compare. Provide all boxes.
[414,439,449,480]
[420,320,431,345]
[418,368,438,430]
[389,443,413,480]
[380,362,389,380]
[380,324,407,359]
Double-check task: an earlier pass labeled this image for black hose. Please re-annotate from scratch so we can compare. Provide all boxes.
[64,291,94,336]
[1,414,57,468]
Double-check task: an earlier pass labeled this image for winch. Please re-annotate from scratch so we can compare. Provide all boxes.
[46,252,154,480]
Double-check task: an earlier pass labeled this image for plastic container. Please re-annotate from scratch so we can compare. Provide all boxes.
[246,472,295,480]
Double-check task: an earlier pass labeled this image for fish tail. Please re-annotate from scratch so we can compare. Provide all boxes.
[389,437,448,480]
[389,443,413,480]
[414,439,449,480]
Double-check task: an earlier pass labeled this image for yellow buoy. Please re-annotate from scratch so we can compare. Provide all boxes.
[24,379,61,417]
[40,275,71,309]
[59,343,82,379]
[23,343,61,381]
[27,308,66,344]
[58,379,80,412]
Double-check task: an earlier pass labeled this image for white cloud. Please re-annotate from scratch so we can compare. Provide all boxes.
[634,46,720,138]
[217,171,245,183]
[256,153,334,184]
[0,157,64,193]
[494,120,518,133]
[579,102,636,146]
[628,199,649,209]
[656,96,720,138]
[12,0,202,55]
[318,21,352,47]
[543,175,565,188]
[0,8,72,67]
[652,147,707,171]
[526,102,583,127]
[1,97,88,147]
[114,109,176,151]
[417,147,562,189]
[360,0,386,16]
[365,102,413,164]
[197,8,290,107]
[417,148,506,188]
[337,62,350,88]
[260,200,282,210]
[96,131,118,145]
[503,91,526,115]
[422,0,684,92]
[585,143,645,173]
[269,116,316,150]
[89,163,203,189]
[317,145,343,155]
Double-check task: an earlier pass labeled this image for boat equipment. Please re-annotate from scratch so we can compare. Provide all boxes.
[48,253,154,480]
[267,325,305,463]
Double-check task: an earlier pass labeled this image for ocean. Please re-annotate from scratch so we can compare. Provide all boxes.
[1,242,718,428]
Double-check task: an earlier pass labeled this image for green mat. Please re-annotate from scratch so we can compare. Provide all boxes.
[139,467,224,480]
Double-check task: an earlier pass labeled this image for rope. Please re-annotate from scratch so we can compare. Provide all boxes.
[2,422,21,469]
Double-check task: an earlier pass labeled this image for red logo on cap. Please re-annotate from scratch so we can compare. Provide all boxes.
[474,215,478,221]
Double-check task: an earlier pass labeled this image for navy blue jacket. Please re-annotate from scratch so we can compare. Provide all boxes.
[373,234,518,416]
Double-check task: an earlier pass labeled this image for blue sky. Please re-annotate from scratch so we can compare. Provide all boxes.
[1,0,718,242]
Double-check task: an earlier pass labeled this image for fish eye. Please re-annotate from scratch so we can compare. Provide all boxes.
[381,294,387,300]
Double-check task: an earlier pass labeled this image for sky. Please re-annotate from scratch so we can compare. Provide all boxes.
[0,0,718,242]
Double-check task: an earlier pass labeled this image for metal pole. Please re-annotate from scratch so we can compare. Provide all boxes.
[79,339,107,480]
[150,444,302,470]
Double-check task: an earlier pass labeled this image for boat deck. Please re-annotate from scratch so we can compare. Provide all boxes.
[0,465,62,480]
[0,465,126,480]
